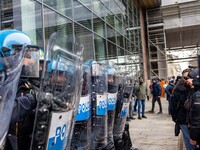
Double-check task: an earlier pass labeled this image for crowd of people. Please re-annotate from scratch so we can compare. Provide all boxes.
[127,76,163,122]
[165,67,200,150]
[128,66,200,150]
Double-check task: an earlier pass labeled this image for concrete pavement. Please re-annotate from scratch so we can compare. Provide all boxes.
[129,98,180,150]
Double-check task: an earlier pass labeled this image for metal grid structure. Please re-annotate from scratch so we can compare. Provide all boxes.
[146,0,200,79]
[0,0,143,79]
[162,0,199,76]
[0,0,13,29]
[146,7,168,80]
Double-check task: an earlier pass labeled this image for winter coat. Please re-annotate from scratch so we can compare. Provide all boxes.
[135,82,147,100]
[5,78,37,150]
[165,82,174,101]
[171,84,188,124]
[152,81,161,97]
[189,87,200,142]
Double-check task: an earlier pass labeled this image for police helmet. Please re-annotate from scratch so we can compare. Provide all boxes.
[107,64,116,83]
[85,60,102,76]
[107,63,119,93]
[0,29,33,57]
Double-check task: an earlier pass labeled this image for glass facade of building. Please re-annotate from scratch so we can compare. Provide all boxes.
[0,0,142,77]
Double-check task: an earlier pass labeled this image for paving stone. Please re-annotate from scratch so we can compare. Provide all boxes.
[129,99,179,150]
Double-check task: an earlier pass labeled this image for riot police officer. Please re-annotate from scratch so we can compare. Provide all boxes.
[3,30,41,150]
[0,29,34,149]
[113,76,134,150]
[104,64,119,150]
[30,32,83,150]
[71,63,91,150]
[88,60,108,150]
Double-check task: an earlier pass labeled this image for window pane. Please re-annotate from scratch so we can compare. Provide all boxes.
[93,15,105,37]
[91,0,107,19]
[44,6,74,52]
[106,24,116,44]
[107,41,117,59]
[94,34,107,61]
[115,17,123,34]
[106,14,115,27]
[9,0,43,47]
[74,23,94,60]
[117,47,126,73]
[116,32,124,48]
[43,0,72,18]
[73,0,92,29]
[78,0,90,5]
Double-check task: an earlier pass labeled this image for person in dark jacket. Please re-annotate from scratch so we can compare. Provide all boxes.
[165,79,174,115]
[175,76,182,85]
[5,78,38,150]
[5,48,41,150]
[186,68,200,148]
[149,78,162,114]
[171,75,195,150]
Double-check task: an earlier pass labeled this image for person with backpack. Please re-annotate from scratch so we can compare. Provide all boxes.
[170,69,195,150]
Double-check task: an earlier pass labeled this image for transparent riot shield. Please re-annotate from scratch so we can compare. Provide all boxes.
[90,61,108,149]
[20,45,40,78]
[71,63,91,150]
[0,46,26,149]
[105,64,119,150]
[30,32,83,150]
[113,76,133,149]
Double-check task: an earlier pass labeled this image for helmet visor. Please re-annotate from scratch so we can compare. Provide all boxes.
[21,47,40,78]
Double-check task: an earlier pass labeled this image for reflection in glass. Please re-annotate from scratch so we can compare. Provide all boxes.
[107,41,117,59]
[124,37,128,50]
[130,43,134,53]
[115,17,123,34]
[107,24,116,44]
[114,0,126,14]
[73,0,92,29]
[78,0,90,5]
[106,14,115,27]
[92,0,107,18]
[93,15,105,37]
[116,32,124,48]
[74,23,94,60]
[10,0,43,48]
[94,34,107,61]
[2,0,143,79]
[1,0,14,29]
[117,46,124,57]
[43,0,72,18]
[126,54,134,77]
[44,6,74,52]
[117,47,126,74]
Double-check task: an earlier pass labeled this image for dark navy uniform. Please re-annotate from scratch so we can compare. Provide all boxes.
[6,78,38,150]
